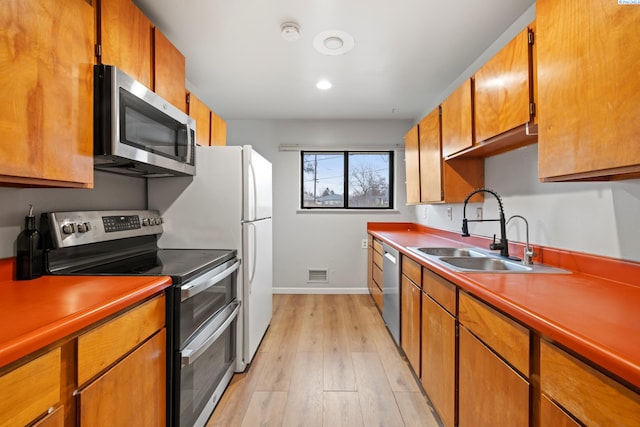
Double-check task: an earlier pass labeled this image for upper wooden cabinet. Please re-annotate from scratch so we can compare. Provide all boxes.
[211,111,227,146]
[153,28,186,113]
[537,0,640,181]
[441,79,474,158]
[0,0,94,188]
[187,93,212,146]
[418,109,442,203]
[404,125,421,204]
[97,0,152,88]
[473,22,537,155]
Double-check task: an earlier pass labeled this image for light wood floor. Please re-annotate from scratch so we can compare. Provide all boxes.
[207,294,442,427]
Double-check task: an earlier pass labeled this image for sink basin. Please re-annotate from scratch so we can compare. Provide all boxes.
[413,247,487,257]
[439,256,531,272]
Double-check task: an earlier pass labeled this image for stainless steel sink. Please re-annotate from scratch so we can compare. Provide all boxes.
[439,256,531,272]
[406,246,571,274]
[413,247,487,257]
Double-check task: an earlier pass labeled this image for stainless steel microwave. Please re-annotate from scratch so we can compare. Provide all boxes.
[93,64,196,178]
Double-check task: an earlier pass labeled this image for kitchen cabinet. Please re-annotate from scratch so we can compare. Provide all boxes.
[0,347,61,427]
[211,111,227,146]
[420,269,456,427]
[472,22,537,157]
[0,0,94,188]
[97,0,153,88]
[400,256,421,375]
[368,236,383,310]
[540,339,640,427]
[458,292,529,427]
[188,93,212,146]
[540,395,581,427]
[441,79,474,158]
[153,28,186,113]
[537,0,640,181]
[404,125,421,204]
[419,108,484,204]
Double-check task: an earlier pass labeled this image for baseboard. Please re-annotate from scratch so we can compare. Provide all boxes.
[273,287,369,295]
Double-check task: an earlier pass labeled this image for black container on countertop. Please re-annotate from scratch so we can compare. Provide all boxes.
[16,205,43,280]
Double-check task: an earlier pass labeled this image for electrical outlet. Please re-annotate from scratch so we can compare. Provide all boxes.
[361,239,368,249]
[476,207,483,220]
[447,207,452,220]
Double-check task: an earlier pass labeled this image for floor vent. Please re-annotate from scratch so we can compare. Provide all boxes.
[307,268,328,283]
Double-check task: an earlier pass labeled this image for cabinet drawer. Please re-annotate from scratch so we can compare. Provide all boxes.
[373,250,383,268]
[370,281,383,310]
[77,294,165,385]
[458,292,529,376]
[372,264,383,289]
[0,347,61,427]
[401,255,421,286]
[32,405,64,427]
[373,239,383,255]
[540,340,640,427]
[423,269,456,315]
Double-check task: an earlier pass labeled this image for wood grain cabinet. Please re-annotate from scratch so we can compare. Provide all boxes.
[473,22,537,156]
[153,28,186,113]
[97,0,153,88]
[368,236,383,310]
[404,125,421,205]
[400,256,421,375]
[537,0,640,181]
[210,111,227,146]
[0,0,94,188]
[187,93,227,146]
[457,292,530,427]
[540,340,640,427]
[441,79,474,158]
[420,269,456,427]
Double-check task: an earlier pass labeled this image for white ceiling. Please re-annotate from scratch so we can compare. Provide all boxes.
[133,0,535,121]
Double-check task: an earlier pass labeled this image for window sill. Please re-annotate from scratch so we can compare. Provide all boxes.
[296,209,403,214]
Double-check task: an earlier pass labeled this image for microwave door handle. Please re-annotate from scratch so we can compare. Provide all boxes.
[185,122,193,158]
[180,260,240,302]
[181,301,240,366]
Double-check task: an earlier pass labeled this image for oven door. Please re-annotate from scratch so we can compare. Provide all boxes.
[178,300,239,427]
[179,258,239,345]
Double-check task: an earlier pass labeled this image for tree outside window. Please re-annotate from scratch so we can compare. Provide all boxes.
[301,151,394,209]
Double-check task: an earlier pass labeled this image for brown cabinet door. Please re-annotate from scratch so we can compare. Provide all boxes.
[153,28,186,112]
[210,111,227,146]
[474,25,533,143]
[458,327,529,427]
[188,93,212,146]
[0,0,94,188]
[400,275,421,375]
[537,0,640,181]
[421,295,455,427]
[404,125,421,204]
[418,108,442,203]
[98,0,152,89]
[441,79,474,157]
[540,395,581,427]
[78,329,166,427]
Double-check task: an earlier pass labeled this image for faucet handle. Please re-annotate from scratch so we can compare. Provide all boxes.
[523,245,536,265]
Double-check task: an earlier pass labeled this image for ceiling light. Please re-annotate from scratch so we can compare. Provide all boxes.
[313,30,355,55]
[280,22,301,42]
[316,80,332,90]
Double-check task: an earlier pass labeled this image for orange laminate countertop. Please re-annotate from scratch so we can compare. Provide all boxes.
[368,222,640,390]
[0,258,172,369]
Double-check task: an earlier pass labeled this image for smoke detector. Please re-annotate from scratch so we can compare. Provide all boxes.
[313,30,355,55]
[281,22,302,42]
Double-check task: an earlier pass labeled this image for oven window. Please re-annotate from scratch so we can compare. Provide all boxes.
[179,311,236,426]
[179,262,237,345]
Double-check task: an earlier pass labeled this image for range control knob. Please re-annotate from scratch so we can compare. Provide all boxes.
[61,224,75,235]
[76,222,91,233]
[157,217,163,225]
[142,218,150,226]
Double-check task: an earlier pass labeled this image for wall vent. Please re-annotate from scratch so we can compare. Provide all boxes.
[307,268,329,283]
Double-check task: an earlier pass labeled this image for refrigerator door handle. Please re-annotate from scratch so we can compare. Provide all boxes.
[248,222,257,288]
[249,160,258,220]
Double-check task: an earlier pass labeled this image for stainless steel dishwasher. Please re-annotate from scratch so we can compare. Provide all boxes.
[382,243,400,345]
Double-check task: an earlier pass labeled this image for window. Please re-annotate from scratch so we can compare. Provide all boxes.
[301,151,394,209]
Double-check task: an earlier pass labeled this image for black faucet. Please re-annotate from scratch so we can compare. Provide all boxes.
[461,188,509,258]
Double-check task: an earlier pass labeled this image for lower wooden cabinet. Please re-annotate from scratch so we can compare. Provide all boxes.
[421,294,456,427]
[78,330,166,426]
[368,236,383,310]
[540,395,581,427]
[458,327,529,427]
[400,274,421,375]
[540,340,640,427]
[32,405,65,427]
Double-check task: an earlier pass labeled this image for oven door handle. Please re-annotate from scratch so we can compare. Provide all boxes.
[181,300,241,366]
[180,259,240,302]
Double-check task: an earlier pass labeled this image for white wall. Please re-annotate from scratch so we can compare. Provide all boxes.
[0,172,146,259]
[415,144,640,262]
[226,119,414,293]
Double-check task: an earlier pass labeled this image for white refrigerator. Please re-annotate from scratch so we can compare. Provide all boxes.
[148,145,273,372]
